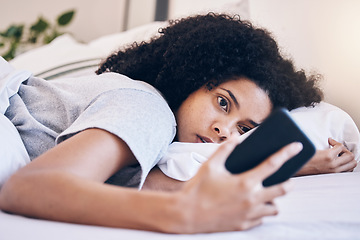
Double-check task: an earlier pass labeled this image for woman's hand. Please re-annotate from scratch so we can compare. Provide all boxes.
[172,136,302,233]
[296,138,357,176]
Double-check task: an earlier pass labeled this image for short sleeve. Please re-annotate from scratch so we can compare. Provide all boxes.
[56,88,176,188]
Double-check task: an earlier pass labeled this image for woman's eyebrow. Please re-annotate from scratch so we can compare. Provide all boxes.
[220,88,239,109]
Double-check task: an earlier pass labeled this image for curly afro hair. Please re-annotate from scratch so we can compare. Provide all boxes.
[96,13,323,112]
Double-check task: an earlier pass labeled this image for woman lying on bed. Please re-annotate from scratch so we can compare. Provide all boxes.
[0,13,356,234]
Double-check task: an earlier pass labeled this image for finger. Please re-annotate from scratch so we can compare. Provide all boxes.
[335,151,355,166]
[248,142,303,182]
[328,138,347,153]
[235,218,263,231]
[327,138,348,158]
[260,180,294,203]
[328,137,341,147]
[334,159,358,172]
[247,202,279,220]
[338,147,352,157]
[207,134,243,165]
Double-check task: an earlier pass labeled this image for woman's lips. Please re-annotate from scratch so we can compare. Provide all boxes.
[197,135,214,143]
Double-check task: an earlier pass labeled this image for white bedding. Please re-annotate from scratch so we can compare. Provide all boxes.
[1,172,360,240]
[1,7,360,238]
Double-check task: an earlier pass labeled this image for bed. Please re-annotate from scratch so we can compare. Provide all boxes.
[1,1,360,239]
[1,172,360,240]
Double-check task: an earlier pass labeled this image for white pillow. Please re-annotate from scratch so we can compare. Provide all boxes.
[290,102,360,165]
[0,114,30,187]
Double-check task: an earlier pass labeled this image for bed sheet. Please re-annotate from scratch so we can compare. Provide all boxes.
[3,12,360,240]
[1,172,360,240]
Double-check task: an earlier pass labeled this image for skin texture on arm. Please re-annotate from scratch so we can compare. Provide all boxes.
[296,138,357,176]
[0,129,301,233]
[142,166,184,191]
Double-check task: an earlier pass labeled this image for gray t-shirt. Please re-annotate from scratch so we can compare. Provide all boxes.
[5,72,176,188]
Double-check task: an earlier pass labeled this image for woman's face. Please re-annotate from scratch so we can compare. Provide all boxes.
[175,78,272,143]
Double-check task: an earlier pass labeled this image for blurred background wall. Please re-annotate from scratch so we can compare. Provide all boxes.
[0,0,359,128]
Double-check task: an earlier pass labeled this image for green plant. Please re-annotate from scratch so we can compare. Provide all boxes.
[0,10,75,60]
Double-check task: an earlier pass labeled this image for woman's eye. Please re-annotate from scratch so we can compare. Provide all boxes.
[217,96,229,112]
[237,124,252,135]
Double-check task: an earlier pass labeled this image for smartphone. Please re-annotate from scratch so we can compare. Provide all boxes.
[225,107,316,187]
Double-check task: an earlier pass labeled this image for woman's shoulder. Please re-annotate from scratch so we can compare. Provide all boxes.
[51,72,164,99]
[98,72,163,97]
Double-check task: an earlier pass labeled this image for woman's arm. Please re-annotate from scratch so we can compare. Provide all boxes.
[142,166,184,191]
[296,138,357,176]
[0,131,301,233]
[0,128,178,231]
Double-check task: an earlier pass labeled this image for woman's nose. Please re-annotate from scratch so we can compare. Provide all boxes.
[213,124,231,142]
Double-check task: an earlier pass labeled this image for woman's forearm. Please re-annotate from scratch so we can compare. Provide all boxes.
[0,169,184,232]
[0,128,185,233]
[142,167,184,192]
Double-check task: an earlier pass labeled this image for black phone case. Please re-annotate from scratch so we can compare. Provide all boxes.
[225,108,316,187]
